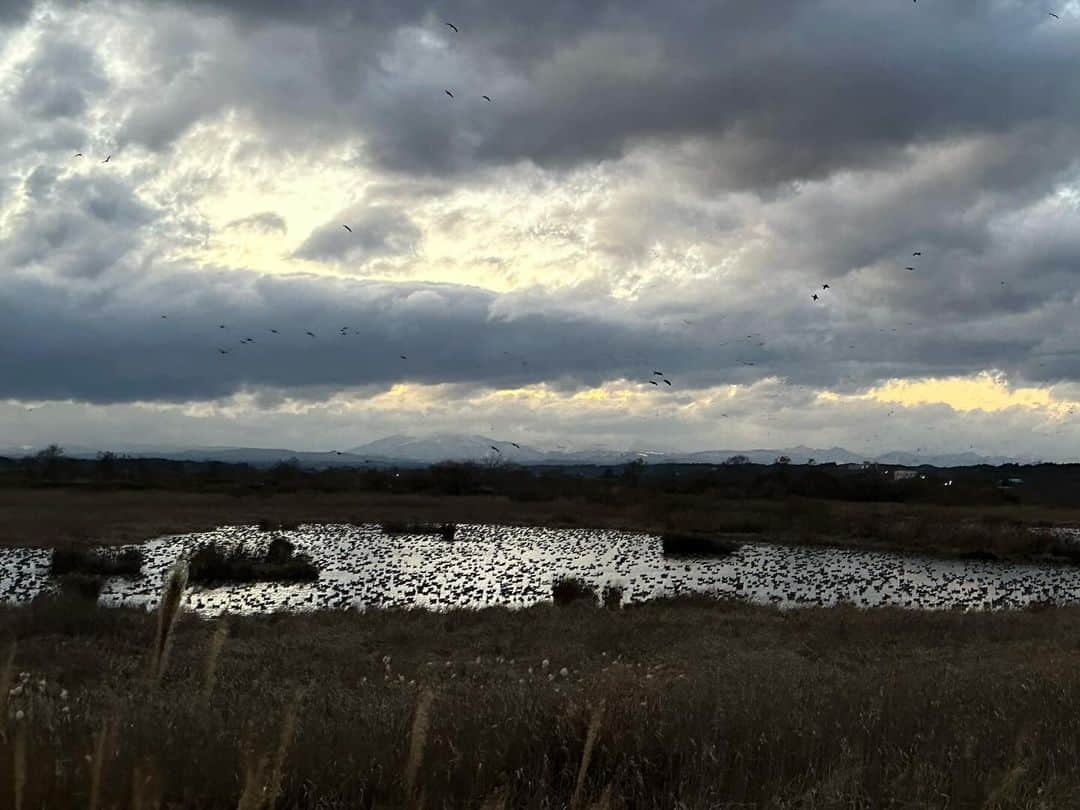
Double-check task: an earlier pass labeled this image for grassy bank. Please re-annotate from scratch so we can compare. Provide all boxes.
[3,597,1080,807]
[2,487,1080,563]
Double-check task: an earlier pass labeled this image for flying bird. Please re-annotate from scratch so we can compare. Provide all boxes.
[445,89,454,98]
[160,314,167,319]
[663,379,672,386]
[511,442,521,449]
[269,329,278,334]
[490,446,501,453]
[73,152,83,158]
[102,155,111,163]
[1049,11,1060,18]
[912,251,922,256]
[343,224,352,232]
[217,348,229,355]
[653,371,664,376]
[648,380,658,386]
[822,284,830,290]
[905,266,915,271]
[482,95,492,102]
[219,324,226,329]
[445,21,458,32]
[305,331,316,338]
[812,293,819,301]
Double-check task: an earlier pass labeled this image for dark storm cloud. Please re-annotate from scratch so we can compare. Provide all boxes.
[3,262,1080,405]
[294,206,420,264]
[0,269,683,403]
[114,0,1080,187]
[7,0,1080,416]
[3,171,159,278]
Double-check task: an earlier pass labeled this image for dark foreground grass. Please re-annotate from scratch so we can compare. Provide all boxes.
[3,597,1080,808]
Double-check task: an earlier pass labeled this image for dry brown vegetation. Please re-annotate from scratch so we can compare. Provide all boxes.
[2,487,1079,563]
[2,596,1080,807]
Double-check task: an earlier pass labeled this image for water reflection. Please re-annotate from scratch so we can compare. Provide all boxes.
[5,524,1080,615]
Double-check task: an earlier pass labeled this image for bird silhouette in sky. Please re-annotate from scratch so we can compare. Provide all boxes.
[445,21,459,32]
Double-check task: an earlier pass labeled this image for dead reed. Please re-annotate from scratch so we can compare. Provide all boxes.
[200,619,229,706]
[149,564,187,684]
[405,688,435,806]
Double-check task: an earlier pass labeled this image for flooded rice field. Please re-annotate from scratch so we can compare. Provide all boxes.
[5,523,1080,615]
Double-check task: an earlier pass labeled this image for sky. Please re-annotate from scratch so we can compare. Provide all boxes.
[4,0,1080,458]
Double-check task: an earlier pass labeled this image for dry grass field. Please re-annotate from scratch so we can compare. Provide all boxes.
[3,594,1080,808]
[4,486,1080,563]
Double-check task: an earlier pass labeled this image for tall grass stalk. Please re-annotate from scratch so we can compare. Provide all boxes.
[571,702,605,810]
[131,761,160,810]
[0,640,15,741]
[12,717,26,810]
[264,691,302,809]
[149,564,187,683]
[235,753,269,810]
[589,784,615,810]
[201,619,229,706]
[88,714,113,810]
[405,688,435,806]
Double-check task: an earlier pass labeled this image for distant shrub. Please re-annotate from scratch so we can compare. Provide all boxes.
[50,547,143,578]
[661,533,742,556]
[552,577,597,606]
[257,519,301,532]
[188,539,318,585]
[380,523,457,541]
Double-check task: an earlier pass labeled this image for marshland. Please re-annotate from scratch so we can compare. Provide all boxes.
[4,457,1080,807]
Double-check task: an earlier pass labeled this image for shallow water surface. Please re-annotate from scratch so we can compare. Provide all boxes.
[5,524,1080,615]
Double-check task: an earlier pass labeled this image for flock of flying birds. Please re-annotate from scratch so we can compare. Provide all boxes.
[812,250,922,302]
[64,9,1069,440]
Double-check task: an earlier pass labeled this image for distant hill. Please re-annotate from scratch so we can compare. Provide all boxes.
[0,434,1024,468]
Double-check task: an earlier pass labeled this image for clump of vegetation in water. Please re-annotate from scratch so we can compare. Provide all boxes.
[661,533,742,556]
[552,576,597,606]
[50,547,143,578]
[188,537,318,585]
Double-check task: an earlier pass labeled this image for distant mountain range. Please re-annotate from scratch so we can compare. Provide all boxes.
[0,433,1027,468]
